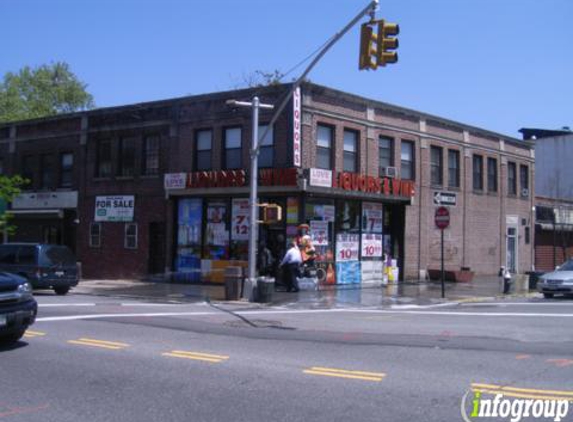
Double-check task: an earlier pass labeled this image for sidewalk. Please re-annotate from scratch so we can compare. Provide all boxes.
[71,275,540,308]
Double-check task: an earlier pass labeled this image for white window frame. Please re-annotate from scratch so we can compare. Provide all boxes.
[89,223,102,248]
[124,223,138,249]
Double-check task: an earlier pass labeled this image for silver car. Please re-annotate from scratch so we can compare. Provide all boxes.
[537,260,573,298]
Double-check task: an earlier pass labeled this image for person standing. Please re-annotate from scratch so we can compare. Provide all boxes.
[280,241,302,292]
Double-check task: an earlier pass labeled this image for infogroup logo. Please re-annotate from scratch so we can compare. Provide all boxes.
[461,383,572,422]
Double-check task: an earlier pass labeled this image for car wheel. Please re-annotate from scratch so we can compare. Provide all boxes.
[0,329,26,346]
[54,286,70,295]
[543,293,554,299]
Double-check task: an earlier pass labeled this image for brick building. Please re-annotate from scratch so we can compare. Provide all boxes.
[0,83,535,283]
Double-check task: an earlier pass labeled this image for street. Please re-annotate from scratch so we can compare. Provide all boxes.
[1,293,573,422]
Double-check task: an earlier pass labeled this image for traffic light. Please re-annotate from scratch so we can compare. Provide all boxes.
[359,22,378,70]
[377,20,399,66]
[261,204,282,224]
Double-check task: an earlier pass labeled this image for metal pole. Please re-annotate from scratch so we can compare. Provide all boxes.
[441,229,445,298]
[248,97,260,282]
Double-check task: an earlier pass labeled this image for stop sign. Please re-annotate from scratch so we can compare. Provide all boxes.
[435,206,450,230]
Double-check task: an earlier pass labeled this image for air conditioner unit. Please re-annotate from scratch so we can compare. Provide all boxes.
[384,166,398,178]
[521,188,529,197]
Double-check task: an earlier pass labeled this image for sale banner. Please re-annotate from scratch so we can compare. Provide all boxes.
[336,233,359,261]
[231,199,250,240]
[361,234,383,258]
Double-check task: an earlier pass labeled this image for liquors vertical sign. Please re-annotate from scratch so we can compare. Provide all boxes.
[293,86,301,167]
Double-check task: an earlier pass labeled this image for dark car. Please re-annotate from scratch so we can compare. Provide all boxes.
[0,243,79,295]
[0,272,37,345]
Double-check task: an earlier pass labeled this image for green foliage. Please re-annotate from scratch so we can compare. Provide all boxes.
[0,62,95,123]
[0,175,28,235]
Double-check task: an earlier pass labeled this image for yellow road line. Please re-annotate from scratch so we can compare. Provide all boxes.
[162,352,226,363]
[472,388,573,402]
[169,350,229,360]
[76,338,130,347]
[472,383,573,397]
[303,367,386,382]
[67,340,124,350]
[25,330,46,336]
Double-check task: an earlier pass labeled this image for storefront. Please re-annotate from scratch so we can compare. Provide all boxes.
[165,167,414,286]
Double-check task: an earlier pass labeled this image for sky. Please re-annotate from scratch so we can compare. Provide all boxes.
[1,0,571,139]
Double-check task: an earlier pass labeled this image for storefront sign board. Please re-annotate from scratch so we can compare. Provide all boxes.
[309,168,332,188]
[95,196,134,222]
[164,173,187,190]
[293,87,301,167]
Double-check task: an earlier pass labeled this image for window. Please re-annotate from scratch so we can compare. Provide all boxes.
[316,124,332,169]
[400,141,414,180]
[473,154,483,191]
[89,223,102,248]
[507,162,517,195]
[487,157,498,193]
[40,154,54,189]
[448,150,460,188]
[258,124,274,168]
[60,153,74,188]
[96,139,112,178]
[520,164,529,196]
[343,130,358,172]
[224,127,242,169]
[124,223,138,249]
[118,137,136,177]
[142,135,160,175]
[378,136,393,176]
[22,155,35,186]
[195,130,212,171]
[430,146,443,186]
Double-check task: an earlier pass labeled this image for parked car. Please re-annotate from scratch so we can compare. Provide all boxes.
[0,271,37,345]
[0,243,79,295]
[537,259,573,298]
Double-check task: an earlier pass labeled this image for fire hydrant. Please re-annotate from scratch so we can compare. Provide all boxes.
[499,266,512,294]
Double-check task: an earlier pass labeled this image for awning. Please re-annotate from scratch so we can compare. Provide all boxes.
[8,209,64,219]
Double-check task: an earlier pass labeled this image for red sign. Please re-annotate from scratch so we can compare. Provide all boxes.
[435,206,450,230]
[183,168,298,189]
[331,172,415,199]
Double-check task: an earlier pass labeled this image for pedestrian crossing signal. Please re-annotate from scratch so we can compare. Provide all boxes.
[261,204,282,224]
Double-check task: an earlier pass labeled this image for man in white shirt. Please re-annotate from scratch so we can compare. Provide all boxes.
[280,241,302,292]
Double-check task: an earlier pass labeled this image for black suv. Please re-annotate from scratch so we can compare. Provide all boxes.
[0,243,79,295]
[0,272,37,345]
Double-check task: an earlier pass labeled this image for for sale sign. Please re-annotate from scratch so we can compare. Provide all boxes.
[95,196,135,222]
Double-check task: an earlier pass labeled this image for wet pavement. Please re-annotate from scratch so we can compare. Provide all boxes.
[70,275,540,308]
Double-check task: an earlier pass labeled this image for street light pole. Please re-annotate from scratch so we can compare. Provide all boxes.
[226,97,274,289]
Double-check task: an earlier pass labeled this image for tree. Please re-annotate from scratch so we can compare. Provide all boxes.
[0,62,95,123]
[0,175,28,237]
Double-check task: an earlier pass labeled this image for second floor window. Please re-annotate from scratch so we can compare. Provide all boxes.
[118,137,136,177]
[473,154,483,191]
[22,155,35,186]
[142,135,160,176]
[430,146,443,186]
[487,157,498,193]
[195,130,212,171]
[258,124,274,168]
[401,141,414,180]
[60,152,74,188]
[96,139,112,178]
[520,164,529,196]
[343,130,358,172]
[317,124,332,169]
[508,162,517,195]
[448,150,460,188]
[40,154,54,189]
[378,136,393,176]
[224,127,242,169]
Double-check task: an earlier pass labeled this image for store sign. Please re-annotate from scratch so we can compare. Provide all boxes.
[361,234,383,258]
[310,221,329,246]
[95,196,134,222]
[231,199,250,240]
[164,173,187,190]
[332,172,415,199]
[309,168,332,188]
[336,233,360,261]
[13,191,78,209]
[293,86,301,167]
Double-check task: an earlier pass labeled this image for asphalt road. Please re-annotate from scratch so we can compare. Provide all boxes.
[1,293,572,422]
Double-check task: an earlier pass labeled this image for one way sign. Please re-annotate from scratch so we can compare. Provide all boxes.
[433,191,457,206]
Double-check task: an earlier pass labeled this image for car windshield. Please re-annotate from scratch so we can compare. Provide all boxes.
[557,260,573,271]
[39,246,76,266]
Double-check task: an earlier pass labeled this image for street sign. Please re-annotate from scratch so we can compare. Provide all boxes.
[435,206,450,230]
[433,191,456,206]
